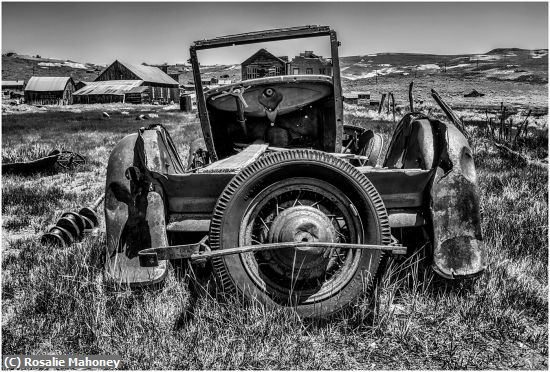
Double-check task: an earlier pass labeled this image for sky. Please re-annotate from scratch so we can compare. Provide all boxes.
[2,2,548,66]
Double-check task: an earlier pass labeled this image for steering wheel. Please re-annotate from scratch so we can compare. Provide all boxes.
[211,86,250,108]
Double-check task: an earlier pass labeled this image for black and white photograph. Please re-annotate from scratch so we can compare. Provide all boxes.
[1,1,548,369]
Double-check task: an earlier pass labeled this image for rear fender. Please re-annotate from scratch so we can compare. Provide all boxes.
[429,122,484,278]
[104,125,180,286]
[384,115,485,278]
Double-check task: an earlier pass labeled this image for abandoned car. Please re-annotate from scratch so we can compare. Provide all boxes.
[103,25,484,317]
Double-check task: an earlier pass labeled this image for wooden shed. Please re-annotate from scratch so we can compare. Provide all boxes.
[95,60,179,103]
[24,77,75,105]
[241,49,288,81]
[73,80,147,104]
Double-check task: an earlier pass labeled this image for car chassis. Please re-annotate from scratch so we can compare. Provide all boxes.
[104,25,484,317]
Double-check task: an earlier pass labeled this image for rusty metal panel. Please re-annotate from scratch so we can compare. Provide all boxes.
[161,173,235,214]
[359,167,433,209]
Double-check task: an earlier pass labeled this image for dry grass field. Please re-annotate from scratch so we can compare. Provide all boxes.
[1,102,547,369]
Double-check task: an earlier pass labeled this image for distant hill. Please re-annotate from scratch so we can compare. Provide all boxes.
[338,48,548,84]
[2,53,105,83]
[2,48,547,87]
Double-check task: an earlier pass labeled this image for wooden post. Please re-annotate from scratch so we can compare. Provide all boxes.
[390,93,396,123]
[500,105,506,141]
[378,93,386,114]
[409,81,414,112]
[386,91,390,114]
[513,109,531,146]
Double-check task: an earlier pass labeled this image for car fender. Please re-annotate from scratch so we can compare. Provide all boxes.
[104,130,170,286]
[429,121,485,278]
[384,115,485,278]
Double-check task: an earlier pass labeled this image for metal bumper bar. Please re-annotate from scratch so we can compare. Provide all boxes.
[138,238,406,267]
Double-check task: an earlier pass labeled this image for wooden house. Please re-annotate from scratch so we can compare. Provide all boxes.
[290,51,332,76]
[95,60,179,103]
[24,77,75,105]
[241,49,288,81]
[343,92,371,105]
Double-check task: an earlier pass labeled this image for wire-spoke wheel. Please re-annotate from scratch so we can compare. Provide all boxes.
[209,149,391,317]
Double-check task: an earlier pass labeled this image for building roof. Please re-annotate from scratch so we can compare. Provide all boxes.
[291,54,332,66]
[125,86,149,94]
[73,80,144,96]
[242,49,286,66]
[25,77,72,92]
[2,80,25,88]
[116,61,178,86]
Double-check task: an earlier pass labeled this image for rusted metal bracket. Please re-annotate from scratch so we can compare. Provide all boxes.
[139,240,406,267]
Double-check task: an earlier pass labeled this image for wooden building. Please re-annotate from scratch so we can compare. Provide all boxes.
[73,80,149,104]
[24,77,75,105]
[241,49,288,81]
[95,60,179,103]
[2,80,25,99]
[343,92,371,105]
[290,51,332,76]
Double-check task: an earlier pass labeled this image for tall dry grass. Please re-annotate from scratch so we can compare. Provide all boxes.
[2,106,547,369]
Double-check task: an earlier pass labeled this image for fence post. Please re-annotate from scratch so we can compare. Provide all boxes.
[409,81,414,112]
[379,93,386,114]
[390,93,396,123]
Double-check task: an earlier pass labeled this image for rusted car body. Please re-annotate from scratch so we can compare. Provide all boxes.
[104,25,484,317]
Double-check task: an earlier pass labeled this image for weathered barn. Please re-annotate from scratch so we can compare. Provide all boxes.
[241,49,288,80]
[73,80,148,104]
[24,77,75,105]
[95,60,179,103]
[290,51,332,76]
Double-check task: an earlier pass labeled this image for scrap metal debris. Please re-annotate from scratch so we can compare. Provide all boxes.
[41,193,104,247]
[2,149,86,174]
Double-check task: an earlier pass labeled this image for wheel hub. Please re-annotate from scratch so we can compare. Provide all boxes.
[268,206,335,255]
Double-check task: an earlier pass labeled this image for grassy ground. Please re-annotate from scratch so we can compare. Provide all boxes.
[2,105,547,369]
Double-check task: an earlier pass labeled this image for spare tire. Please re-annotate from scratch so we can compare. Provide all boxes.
[209,149,391,317]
